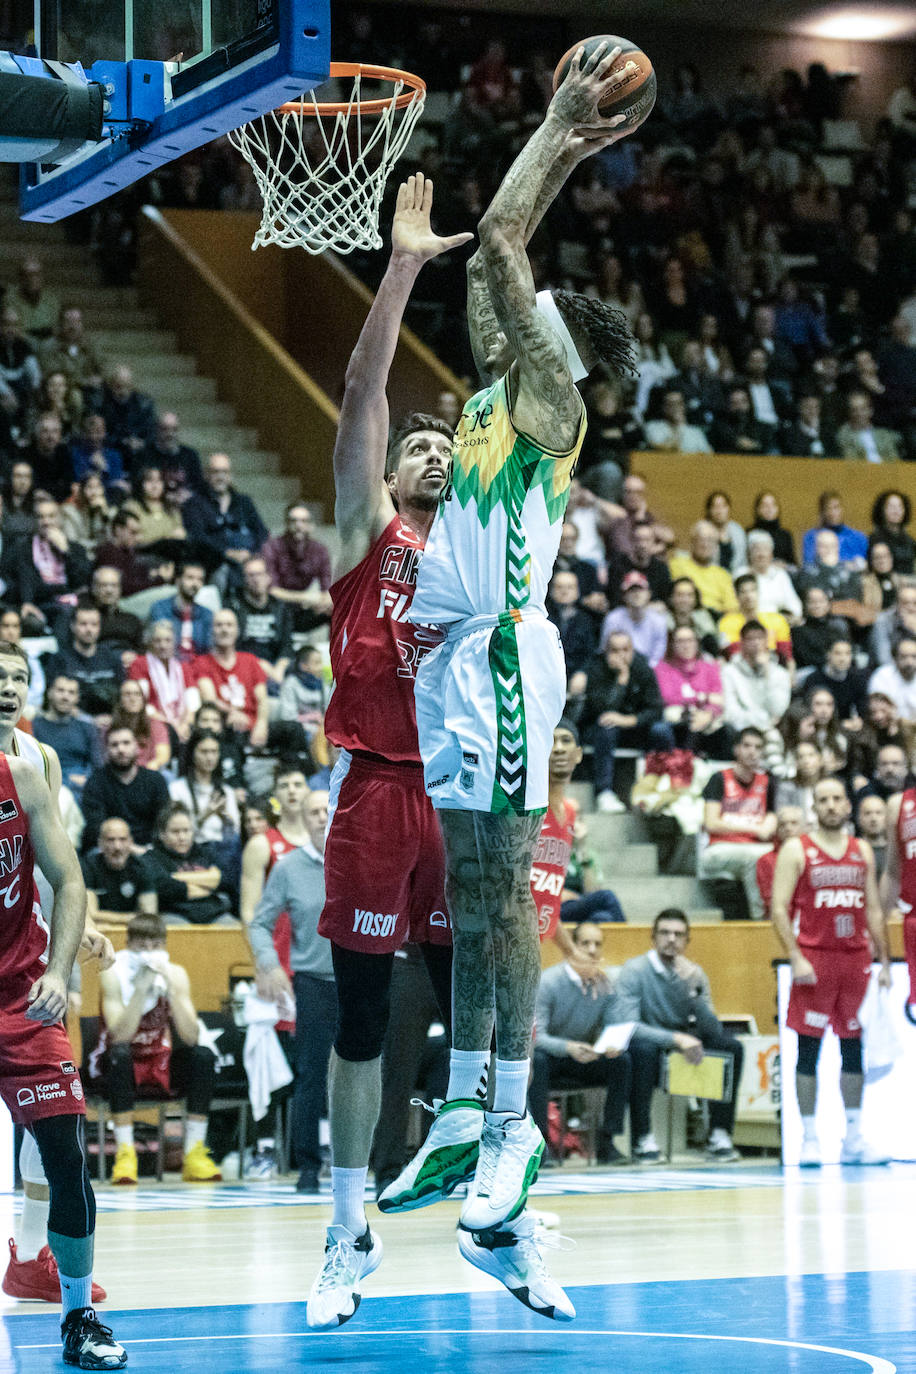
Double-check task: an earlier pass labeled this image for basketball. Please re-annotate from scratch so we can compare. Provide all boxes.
[552,35,656,133]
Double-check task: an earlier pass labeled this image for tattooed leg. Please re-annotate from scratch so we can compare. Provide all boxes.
[441,809,495,1054]
[440,808,543,1061]
[474,810,543,1061]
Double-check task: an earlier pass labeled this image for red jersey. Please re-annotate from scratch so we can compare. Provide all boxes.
[128,654,196,723]
[325,516,442,763]
[707,767,771,845]
[531,800,576,943]
[755,847,777,917]
[92,995,172,1096]
[896,787,916,915]
[0,755,47,983]
[193,651,266,730]
[791,834,870,953]
[264,826,296,1031]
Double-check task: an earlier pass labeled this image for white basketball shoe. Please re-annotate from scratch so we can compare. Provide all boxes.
[458,1210,575,1321]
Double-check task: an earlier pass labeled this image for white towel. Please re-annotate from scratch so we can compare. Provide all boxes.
[242,991,293,1121]
[858,973,903,1084]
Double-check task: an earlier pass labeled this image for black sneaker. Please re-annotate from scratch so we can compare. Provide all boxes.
[596,1143,629,1166]
[61,1307,127,1369]
[296,1170,320,1193]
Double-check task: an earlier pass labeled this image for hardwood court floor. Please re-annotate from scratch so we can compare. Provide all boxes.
[1,1163,913,1372]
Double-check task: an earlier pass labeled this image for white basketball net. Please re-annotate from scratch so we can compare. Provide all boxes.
[227,69,425,254]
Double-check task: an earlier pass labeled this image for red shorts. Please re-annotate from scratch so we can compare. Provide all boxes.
[786,947,872,1040]
[0,986,86,1125]
[903,915,916,1002]
[319,750,450,955]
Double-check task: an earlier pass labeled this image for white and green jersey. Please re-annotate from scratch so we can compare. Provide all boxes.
[410,371,586,627]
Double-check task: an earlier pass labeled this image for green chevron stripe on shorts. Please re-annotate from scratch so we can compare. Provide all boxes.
[488,617,529,814]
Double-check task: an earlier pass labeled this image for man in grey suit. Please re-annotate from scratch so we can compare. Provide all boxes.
[530,923,631,1165]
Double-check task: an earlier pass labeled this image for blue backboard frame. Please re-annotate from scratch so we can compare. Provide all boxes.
[20,0,330,222]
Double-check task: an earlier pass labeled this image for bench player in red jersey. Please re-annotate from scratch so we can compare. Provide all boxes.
[771,777,891,1169]
[880,788,916,1021]
[0,640,126,1367]
[530,719,617,959]
[241,762,314,1037]
[306,176,472,1330]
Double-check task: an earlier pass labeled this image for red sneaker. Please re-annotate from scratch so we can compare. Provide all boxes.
[1,1238,107,1303]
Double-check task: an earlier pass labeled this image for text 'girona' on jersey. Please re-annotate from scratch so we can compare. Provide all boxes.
[531,800,575,942]
[410,372,586,626]
[324,516,441,764]
[792,835,870,952]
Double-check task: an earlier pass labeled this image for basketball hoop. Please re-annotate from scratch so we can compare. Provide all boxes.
[227,62,426,254]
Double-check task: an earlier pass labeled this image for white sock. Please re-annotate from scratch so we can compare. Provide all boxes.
[17,1193,50,1262]
[330,1166,367,1235]
[114,1124,133,1150]
[446,1049,489,1103]
[801,1115,818,1142]
[184,1119,207,1154]
[58,1271,92,1317]
[709,1127,730,1146]
[491,1058,530,1117]
[845,1107,862,1139]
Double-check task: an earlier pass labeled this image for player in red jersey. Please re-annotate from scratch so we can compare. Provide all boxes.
[0,690,111,1307]
[0,640,126,1367]
[241,763,314,1030]
[880,787,916,1020]
[531,719,613,961]
[306,176,472,1331]
[772,777,891,1169]
[532,724,580,949]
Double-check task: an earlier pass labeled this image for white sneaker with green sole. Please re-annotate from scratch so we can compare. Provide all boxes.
[378,1098,484,1213]
[460,1111,544,1231]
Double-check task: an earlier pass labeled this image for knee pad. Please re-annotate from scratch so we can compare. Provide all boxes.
[839,1038,863,1075]
[19,1128,48,1186]
[31,1116,95,1240]
[332,944,393,1062]
[335,988,390,1062]
[796,1034,821,1077]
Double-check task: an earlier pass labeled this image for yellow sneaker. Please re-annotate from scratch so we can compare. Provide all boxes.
[181,1141,222,1182]
[111,1142,138,1186]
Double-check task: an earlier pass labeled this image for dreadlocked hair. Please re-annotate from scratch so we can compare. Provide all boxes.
[385,412,455,476]
[553,289,638,379]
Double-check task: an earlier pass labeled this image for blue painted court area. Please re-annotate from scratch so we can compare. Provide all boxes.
[2,1271,911,1374]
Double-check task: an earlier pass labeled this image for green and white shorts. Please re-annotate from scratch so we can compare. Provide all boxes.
[414,608,566,815]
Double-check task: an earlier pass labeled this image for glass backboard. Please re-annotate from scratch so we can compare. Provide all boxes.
[21,0,329,221]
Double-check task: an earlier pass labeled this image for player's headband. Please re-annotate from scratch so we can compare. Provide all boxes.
[535,289,590,383]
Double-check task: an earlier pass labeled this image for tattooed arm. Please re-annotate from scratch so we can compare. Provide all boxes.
[477,45,630,446]
[467,130,606,386]
[334,174,471,578]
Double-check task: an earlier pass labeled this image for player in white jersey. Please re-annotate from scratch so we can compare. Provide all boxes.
[385,44,638,1310]
[0,694,113,1305]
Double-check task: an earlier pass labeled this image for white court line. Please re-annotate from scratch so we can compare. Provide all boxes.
[13,1326,896,1369]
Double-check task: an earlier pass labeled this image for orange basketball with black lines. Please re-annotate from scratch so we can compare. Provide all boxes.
[552,35,656,133]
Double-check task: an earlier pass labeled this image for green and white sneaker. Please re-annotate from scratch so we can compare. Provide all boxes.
[457,1210,576,1321]
[460,1111,544,1231]
[378,1098,484,1213]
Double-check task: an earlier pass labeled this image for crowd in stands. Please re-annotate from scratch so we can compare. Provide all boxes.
[82,10,916,476]
[0,245,339,933]
[4,13,916,1179]
[547,468,916,918]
